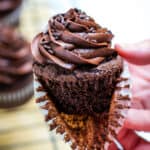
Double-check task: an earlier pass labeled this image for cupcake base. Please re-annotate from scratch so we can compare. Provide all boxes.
[33,56,122,115]
[0,76,33,108]
[34,64,131,150]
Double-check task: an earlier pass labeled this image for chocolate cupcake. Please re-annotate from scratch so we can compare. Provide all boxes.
[32,8,131,149]
[0,0,22,26]
[0,25,33,108]
[32,8,122,115]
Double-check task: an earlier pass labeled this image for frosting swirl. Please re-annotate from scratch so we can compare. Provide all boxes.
[0,0,22,18]
[0,26,32,84]
[32,8,117,70]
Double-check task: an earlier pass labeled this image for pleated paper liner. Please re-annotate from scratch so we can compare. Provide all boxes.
[0,81,33,108]
[34,66,131,150]
[104,76,131,149]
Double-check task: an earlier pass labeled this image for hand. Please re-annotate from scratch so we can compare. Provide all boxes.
[116,40,150,131]
[109,128,150,150]
[109,39,150,150]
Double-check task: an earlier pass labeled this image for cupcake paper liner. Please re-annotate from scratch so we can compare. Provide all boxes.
[34,65,131,150]
[0,81,33,108]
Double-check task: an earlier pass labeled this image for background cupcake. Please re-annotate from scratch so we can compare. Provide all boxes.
[0,0,22,27]
[0,25,33,108]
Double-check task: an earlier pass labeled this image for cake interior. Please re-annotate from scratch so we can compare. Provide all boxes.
[35,70,130,150]
[34,56,122,115]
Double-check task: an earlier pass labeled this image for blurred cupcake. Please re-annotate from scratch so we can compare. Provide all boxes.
[0,25,33,108]
[0,0,22,27]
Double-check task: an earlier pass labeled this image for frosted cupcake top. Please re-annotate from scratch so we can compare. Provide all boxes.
[0,26,32,84]
[32,8,117,70]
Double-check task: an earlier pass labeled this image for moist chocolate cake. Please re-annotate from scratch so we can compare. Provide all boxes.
[32,8,122,115]
[34,68,131,150]
[0,0,22,26]
[0,25,33,108]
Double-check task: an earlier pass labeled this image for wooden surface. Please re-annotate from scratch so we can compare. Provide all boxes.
[0,99,53,150]
[0,1,71,150]
[0,1,52,149]
[0,98,71,150]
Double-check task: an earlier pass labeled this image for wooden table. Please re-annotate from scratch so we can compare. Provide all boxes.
[0,98,71,150]
[0,1,70,150]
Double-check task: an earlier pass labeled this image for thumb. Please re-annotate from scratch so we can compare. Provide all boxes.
[124,109,150,131]
[115,39,150,65]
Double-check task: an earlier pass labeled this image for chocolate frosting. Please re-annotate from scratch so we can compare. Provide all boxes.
[0,0,21,12]
[31,8,117,70]
[0,26,32,84]
[0,0,22,19]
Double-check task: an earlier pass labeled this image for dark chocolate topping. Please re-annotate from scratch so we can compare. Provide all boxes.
[0,0,21,12]
[0,26,32,84]
[0,0,22,19]
[31,8,117,70]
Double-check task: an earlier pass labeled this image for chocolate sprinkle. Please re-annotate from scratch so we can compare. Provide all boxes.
[31,8,117,70]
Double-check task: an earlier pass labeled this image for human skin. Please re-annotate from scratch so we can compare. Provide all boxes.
[108,40,150,150]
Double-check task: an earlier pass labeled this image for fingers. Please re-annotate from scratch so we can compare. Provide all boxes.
[134,140,150,150]
[124,109,150,131]
[108,128,150,150]
[118,129,140,150]
[108,142,118,150]
[108,128,136,150]
[115,39,150,65]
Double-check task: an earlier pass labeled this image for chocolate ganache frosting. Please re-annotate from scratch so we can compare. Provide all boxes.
[0,0,22,18]
[32,8,117,70]
[0,26,32,85]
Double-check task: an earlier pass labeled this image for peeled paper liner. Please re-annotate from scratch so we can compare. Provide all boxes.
[34,65,131,150]
[0,81,33,108]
